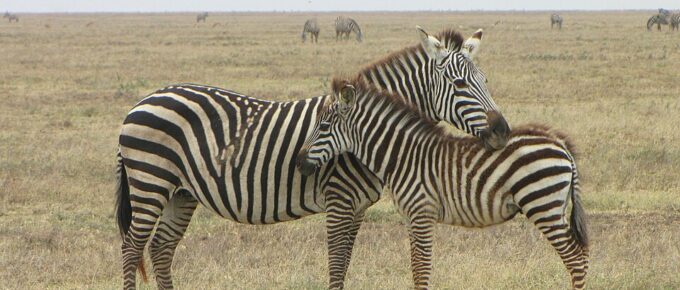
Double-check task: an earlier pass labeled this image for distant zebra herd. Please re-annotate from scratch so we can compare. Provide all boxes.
[116,23,592,289]
[647,8,680,31]
[302,16,363,43]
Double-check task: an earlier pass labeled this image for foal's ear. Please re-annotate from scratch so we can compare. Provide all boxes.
[339,85,356,108]
[416,25,448,61]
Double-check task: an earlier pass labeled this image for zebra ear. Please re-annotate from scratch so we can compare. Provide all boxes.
[416,25,447,61]
[462,29,483,60]
[339,85,356,108]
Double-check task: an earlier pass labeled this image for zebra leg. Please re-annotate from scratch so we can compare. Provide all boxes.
[121,190,168,290]
[343,210,364,273]
[325,191,365,289]
[148,190,198,289]
[407,213,436,290]
[523,197,588,290]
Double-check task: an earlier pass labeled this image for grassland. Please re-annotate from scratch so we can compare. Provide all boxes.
[0,11,679,289]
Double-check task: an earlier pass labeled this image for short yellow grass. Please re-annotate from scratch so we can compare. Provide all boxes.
[0,11,678,289]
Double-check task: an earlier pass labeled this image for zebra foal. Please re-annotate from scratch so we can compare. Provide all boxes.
[298,78,589,290]
[115,27,509,290]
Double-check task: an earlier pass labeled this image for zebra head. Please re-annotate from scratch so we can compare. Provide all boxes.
[297,85,356,176]
[416,26,510,150]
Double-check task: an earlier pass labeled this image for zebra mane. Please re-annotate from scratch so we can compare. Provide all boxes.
[358,28,464,77]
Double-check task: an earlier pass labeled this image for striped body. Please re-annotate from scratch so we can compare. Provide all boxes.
[551,13,563,29]
[196,12,208,23]
[647,13,669,30]
[335,16,363,42]
[302,18,320,43]
[670,13,680,31]
[299,79,589,289]
[115,28,508,290]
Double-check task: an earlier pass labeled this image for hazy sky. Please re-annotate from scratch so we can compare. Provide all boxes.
[3,0,678,13]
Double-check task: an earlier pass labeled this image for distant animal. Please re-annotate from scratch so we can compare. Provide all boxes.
[297,78,589,290]
[335,16,363,42]
[647,13,670,31]
[3,12,18,23]
[301,18,320,43]
[86,22,94,27]
[551,13,563,29]
[670,13,680,31]
[196,12,208,23]
[658,8,671,15]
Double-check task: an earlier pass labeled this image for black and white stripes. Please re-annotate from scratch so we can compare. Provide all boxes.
[298,78,589,289]
[302,18,320,43]
[114,27,508,290]
[335,16,363,42]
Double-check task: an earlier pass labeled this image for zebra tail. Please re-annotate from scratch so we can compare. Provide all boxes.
[569,165,589,250]
[115,150,148,283]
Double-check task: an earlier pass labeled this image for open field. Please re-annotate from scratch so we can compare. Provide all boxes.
[1,11,679,289]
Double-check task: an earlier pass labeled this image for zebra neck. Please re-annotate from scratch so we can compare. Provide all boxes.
[361,51,438,120]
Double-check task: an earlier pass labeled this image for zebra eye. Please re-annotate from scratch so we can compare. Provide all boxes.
[319,122,331,131]
[453,78,468,89]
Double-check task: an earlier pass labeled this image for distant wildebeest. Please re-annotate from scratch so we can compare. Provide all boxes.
[335,16,363,42]
[551,13,563,29]
[647,12,670,31]
[3,12,18,23]
[301,18,320,43]
[196,12,208,23]
[670,13,680,31]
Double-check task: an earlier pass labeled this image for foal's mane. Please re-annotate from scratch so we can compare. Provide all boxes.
[331,76,448,138]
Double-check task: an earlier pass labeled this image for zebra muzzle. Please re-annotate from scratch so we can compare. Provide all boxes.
[480,111,511,150]
[296,151,318,176]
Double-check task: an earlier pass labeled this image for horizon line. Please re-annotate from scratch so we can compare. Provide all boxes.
[3,9,668,14]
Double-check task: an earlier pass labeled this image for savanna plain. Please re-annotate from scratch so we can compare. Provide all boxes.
[0,11,679,289]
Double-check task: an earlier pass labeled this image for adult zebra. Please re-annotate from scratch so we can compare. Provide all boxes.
[335,16,363,42]
[301,18,320,43]
[297,78,589,290]
[115,27,509,289]
[196,12,208,23]
[647,12,670,31]
[670,13,680,31]
[3,12,18,23]
[550,13,563,29]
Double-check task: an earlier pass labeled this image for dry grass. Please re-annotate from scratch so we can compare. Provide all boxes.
[0,11,679,289]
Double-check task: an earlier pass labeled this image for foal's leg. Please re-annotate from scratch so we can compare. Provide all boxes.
[148,191,198,289]
[407,212,436,290]
[520,189,589,289]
